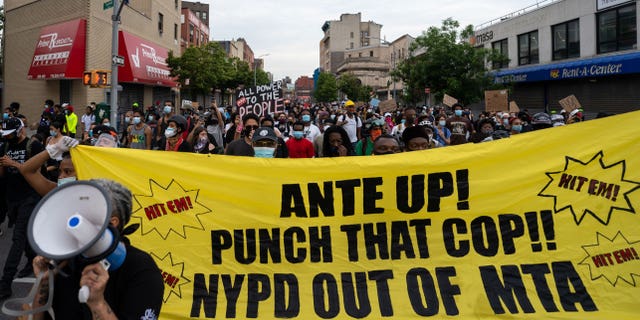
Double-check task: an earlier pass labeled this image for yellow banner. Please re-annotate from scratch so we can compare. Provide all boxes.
[71,110,640,319]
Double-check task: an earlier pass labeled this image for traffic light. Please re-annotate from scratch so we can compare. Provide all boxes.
[82,70,110,88]
[83,72,92,86]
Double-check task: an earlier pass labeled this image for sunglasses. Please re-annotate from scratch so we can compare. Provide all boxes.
[245,125,259,131]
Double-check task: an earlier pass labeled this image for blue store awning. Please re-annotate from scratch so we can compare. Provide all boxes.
[493,51,640,84]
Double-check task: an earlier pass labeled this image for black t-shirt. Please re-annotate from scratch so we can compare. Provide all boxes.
[47,243,164,320]
[2,138,44,201]
[225,139,254,156]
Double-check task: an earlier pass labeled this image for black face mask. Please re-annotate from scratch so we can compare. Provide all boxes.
[6,135,18,144]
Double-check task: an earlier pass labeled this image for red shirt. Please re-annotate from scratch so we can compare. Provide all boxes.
[286,138,315,158]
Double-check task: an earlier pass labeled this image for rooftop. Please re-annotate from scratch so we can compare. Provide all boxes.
[474,0,561,30]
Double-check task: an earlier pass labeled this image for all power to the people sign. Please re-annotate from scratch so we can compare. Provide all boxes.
[72,110,640,319]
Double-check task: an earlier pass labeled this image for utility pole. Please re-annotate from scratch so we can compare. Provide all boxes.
[110,0,127,129]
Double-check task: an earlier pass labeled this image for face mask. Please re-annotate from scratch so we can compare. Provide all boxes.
[370,128,382,141]
[124,117,131,123]
[133,117,141,125]
[57,176,77,186]
[50,130,57,137]
[65,110,70,115]
[302,115,311,122]
[254,147,276,158]
[103,122,111,127]
[292,131,304,139]
[454,110,463,117]
[163,106,172,114]
[2,113,8,120]
[439,120,446,127]
[406,117,415,124]
[482,129,494,134]
[400,119,406,124]
[165,127,177,138]
[512,124,522,132]
[148,115,154,122]
[330,114,336,120]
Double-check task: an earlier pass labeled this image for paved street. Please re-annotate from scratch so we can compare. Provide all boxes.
[0,222,32,320]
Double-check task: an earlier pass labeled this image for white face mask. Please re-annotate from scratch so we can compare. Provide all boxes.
[165,127,177,138]
[57,176,77,186]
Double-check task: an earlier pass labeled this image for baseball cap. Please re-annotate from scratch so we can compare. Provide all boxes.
[1,117,24,136]
[344,100,355,107]
[252,127,278,142]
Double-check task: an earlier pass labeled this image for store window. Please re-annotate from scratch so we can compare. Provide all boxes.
[553,19,580,60]
[491,38,508,69]
[597,4,637,54]
[518,30,539,65]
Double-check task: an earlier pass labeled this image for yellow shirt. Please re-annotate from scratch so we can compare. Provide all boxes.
[65,112,78,134]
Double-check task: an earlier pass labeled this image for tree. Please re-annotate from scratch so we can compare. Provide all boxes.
[167,42,233,99]
[313,72,338,103]
[394,18,508,106]
[337,73,362,101]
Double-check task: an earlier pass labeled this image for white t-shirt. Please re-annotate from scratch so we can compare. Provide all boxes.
[303,123,321,143]
[339,114,362,143]
[81,113,95,132]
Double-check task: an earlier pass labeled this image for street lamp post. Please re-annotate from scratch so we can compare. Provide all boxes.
[110,0,127,129]
[254,53,270,87]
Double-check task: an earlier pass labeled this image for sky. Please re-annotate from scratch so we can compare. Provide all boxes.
[209,0,546,80]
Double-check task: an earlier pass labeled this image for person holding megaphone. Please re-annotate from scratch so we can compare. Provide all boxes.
[0,137,164,319]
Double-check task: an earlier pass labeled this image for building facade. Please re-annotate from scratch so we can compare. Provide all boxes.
[294,76,314,101]
[320,13,382,74]
[180,5,209,53]
[4,0,181,125]
[181,1,209,28]
[474,0,640,115]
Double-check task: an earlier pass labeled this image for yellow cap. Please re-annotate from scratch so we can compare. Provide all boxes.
[345,100,355,107]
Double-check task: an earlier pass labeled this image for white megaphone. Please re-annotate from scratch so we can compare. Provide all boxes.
[3,181,129,318]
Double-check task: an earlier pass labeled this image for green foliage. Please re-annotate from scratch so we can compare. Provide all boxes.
[166,42,272,97]
[337,73,362,101]
[313,72,338,103]
[394,18,507,106]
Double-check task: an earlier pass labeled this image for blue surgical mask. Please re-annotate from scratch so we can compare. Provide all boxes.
[254,147,276,158]
[439,120,446,127]
[164,127,176,138]
[401,119,406,124]
[512,124,523,132]
[163,106,172,114]
[454,110,463,117]
[50,130,57,137]
[330,114,336,120]
[302,115,311,122]
[148,115,154,122]
[133,117,141,124]
[292,131,304,139]
[57,176,77,186]
[125,117,131,123]
[2,113,8,120]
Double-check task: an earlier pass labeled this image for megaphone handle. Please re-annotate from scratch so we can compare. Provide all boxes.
[1,270,56,319]
[78,259,111,304]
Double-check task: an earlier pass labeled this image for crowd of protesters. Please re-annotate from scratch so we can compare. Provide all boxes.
[0,95,615,304]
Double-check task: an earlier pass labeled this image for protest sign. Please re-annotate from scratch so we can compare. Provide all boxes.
[235,80,285,119]
[485,90,508,113]
[559,94,582,113]
[72,110,640,319]
[443,94,458,107]
[509,101,520,113]
[378,99,397,114]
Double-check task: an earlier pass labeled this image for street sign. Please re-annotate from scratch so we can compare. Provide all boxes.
[103,0,113,10]
[112,55,125,66]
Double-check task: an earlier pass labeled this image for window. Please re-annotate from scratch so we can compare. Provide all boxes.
[174,24,178,41]
[158,13,164,34]
[202,12,207,21]
[370,51,374,57]
[492,38,508,69]
[350,42,354,49]
[350,32,354,38]
[189,24,194,42]
[597,4,637,54]
[552,19,580,60]
[518,30,539,65]
[174,0,178,9]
